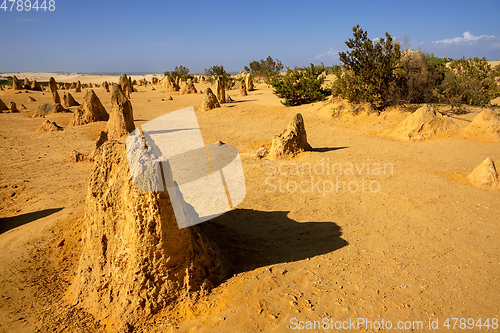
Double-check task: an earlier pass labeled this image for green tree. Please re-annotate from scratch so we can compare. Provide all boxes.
[244,56,283,78]
[267,63,330,106]
[332,24,401,110]
[164,65,191,81]
[436,57,500,112]
[204,65,234,89]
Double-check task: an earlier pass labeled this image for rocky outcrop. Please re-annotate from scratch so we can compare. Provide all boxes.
[119,73,133,99]
[23,78,31,90]
[179,78,197,95]
[70,89,109,126]
[75,81,82,92]
[245,73,254,91]
[12,75,22,90]
[9,102,18,113]
[0,98,8,111]
[37,120,63,132]
[71,140,226,329]
[216,76,225,103]
[49,77,61,104]
[389,105,458,141]
[34,103,65,117]
[467,157,500,189]
[465,109,500,142]
[267,113,312,158]
[240,79,247,96]
[201,88,220,111]
[62,92,80,108]
[106,84,135,139]
[31,80,42,91]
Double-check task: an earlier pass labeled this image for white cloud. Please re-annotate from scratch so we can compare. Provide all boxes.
[372,37,380,43]
[315,48,338,60]
[434,31,496,45]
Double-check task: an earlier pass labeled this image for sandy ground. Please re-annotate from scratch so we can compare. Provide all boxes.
[0,76,499,332]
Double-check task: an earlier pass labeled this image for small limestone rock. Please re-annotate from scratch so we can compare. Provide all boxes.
[67,150,91,162]
[119,73,133,99]
[27,96,36,102]
[201,88,220,111]
[23,78,31,90]
[70,89,109,126]
[9,102,19,113]
[12,75,22,90]
[62,92,80,108]
[467,157,500,189]
[37,120,63,132]
[179,78,197,95]
[257,147,268,158]
[35,103,65,117]
[75,81,82,92]
[102,81,110,92]
[240,79,247,96]
[31,79,42,91]
[245,73,254,91]
[106,84,135,139]
[267,113,312,158]
[0,98,9,111]
[216,76,226,103]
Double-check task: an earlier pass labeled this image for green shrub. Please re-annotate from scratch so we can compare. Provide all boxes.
[244,56,283,78]
[435,57,500,112]
[164,65,191,81]
[204,65,234,89]
[332,24,401,110]
[267,63,330,106]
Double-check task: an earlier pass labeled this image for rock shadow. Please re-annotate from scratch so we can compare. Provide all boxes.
[0,207,64,234]
[197,208,348,276]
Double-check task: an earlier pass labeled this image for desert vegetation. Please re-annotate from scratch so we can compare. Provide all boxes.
[330,25,500,113]
[266,63,330,106]
[244,56,283,79]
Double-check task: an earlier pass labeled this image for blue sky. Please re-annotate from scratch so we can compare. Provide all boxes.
[0,0,499,73]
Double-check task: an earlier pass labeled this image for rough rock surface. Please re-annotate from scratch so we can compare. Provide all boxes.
[245,73,254,91]
[12,75,22,90]
[267,113,312,158]
[9,102,19,113]
[119,73,133,99]
[70,89,109,126]
[106,84,135,139]
[179,78,197,95]
[62,92,80,108]
[71,140,226,329]
[465,109,500,142]
[389,105,458,141]
[0,98,8,111]
[31,79,42,91]
[75,81,82,92]
[216,76,226,103]
[37,120,63,132]
[48,77,60,104]
[240,79,247,96]
[256,147,268,158]
[201,88,220,111]
[67,150,92,162]
[35,103,65,117]
[102,81,110,92]
[467,157,500,189]
[23,78,31,90]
